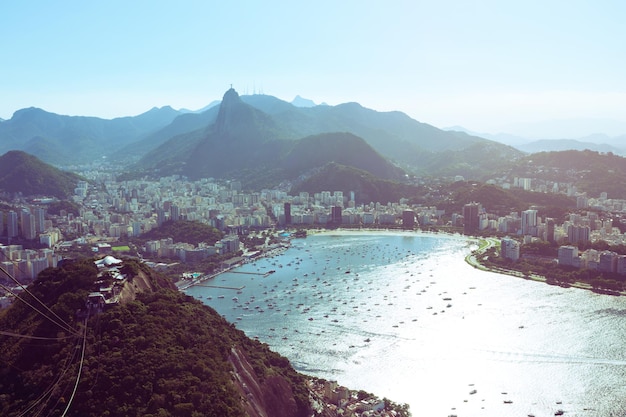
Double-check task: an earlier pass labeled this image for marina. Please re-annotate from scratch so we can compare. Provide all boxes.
[184,231,626,417]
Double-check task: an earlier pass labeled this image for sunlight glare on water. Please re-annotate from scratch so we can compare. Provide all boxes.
[185,231,626,416]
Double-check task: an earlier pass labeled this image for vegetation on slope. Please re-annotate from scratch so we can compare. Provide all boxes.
[282,132,405,180]
[0,258,310,417]
[512,150,626,199]
[0,150,83,198]
[135,220,224,246]
[291,162,419,204]
[0,106,181,164]
[437,182,576,220]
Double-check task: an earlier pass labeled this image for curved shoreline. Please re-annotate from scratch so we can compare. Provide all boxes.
[465,237,625,296]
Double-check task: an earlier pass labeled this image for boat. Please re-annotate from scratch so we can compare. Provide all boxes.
[554,411,564,416]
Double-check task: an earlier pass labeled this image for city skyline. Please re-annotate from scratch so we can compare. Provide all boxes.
[2,1,625,138]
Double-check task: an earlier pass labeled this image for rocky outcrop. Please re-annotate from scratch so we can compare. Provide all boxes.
[229,347,305,417]
[117,266,176,304]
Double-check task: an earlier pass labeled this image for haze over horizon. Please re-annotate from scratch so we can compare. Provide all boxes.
[2,1,625,139]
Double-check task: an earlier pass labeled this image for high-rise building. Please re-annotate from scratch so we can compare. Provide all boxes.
[463,202,481,235]
[7,211,18,238]
[568,225,590,245]
[402,210,415,229]
[170,205,180,222]
[598,251,617,273]
[521,209,538,236]
[558,245,579,267]
[330,206,342,225]
[157,208,166,227]
[501,237,520,261]
[33,207,46,233]
[546,218,555,243]
[284,202,291,225]
[22,212,37,240]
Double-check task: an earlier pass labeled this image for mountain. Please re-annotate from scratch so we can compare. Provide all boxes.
[179,100,221,113]
[134,90,407,189]
[290,95,316,107]
[116,106,221,163]
[282,132,405,180]
[133,91,520,177]
[444,126,531,147]
[290,162,418,204]
[0,106,182,164]
[4,90,521,179]
[0,150,83,198]
[0,257,312,417]
[517,139,625,155]
[446,125,626,155]
[497,117,626,140]
[134,89,523,186]
[511,149,626,199]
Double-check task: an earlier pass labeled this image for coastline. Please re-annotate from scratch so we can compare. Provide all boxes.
[180,227,625,297]
[465,237,626,296]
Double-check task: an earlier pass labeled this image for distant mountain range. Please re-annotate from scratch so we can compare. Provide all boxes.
[0,106,182,164]
[445,126,626,156]
[1,89,524,192]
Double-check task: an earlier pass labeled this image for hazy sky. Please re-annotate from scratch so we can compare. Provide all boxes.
[2,0,625,137]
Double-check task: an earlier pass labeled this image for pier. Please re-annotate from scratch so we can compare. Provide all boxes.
[229,271,271,276]
[193,284,245,291]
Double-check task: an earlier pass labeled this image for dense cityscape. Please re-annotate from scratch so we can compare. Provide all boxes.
[3,157,626,294]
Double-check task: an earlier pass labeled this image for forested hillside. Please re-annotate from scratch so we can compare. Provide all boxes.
[0,258,310,417]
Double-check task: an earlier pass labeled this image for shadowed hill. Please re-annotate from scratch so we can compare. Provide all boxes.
[0,150,83,198]
[291,162,418,204]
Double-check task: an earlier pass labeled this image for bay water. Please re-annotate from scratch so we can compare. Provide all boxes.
[184,231,626,416]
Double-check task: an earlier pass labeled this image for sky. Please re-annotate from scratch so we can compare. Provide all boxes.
[2,0,626,138]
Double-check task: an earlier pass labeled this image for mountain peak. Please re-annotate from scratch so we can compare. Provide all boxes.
[214,88,252,136]
[222,87,240,102]
[291,95,316,108]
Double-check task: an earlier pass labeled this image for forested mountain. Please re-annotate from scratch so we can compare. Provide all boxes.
[134,90,406,190]
[0,258,311,417]
[0,106,181,164]
[436,181,577,219]
[290,163,419,204]
[0,150,83,198]
[2,89,521,183]
[509,150,626,199]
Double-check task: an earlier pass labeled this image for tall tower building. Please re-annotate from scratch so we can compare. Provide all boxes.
[7,211,18,238]
[22,212,37,240]
[284,202,292,225]
[568,225,590,245]
[463,203,481,235]
[546,218,555,243]
[521,209,538,236]
[33,207,46,233]
[402,210,416,229]
[170,205,180,222]
[331,206,342,225]
[157,208,166,227]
